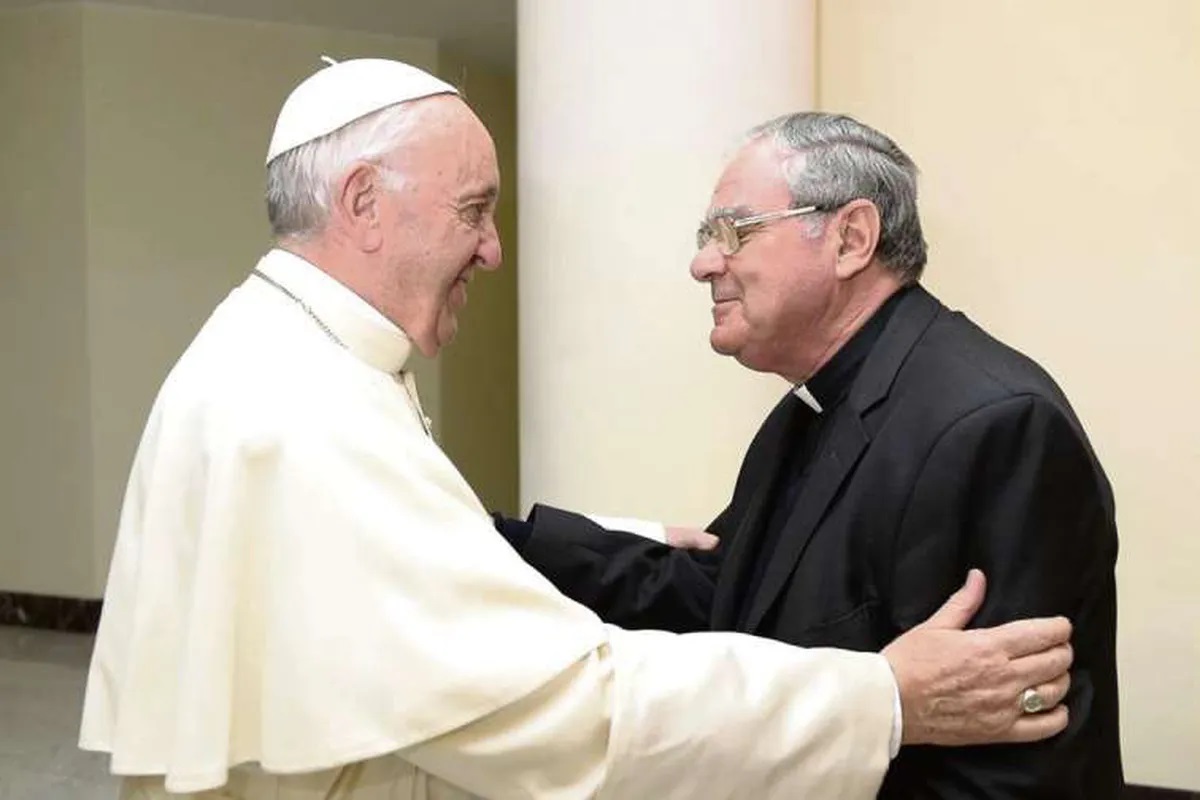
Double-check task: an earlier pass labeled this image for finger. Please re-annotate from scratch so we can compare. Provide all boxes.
[665,528,720,550]
[1010,643,1074,688]
[1030,672,1071,710]
[988,616,1073,658]
[919,569,987,630]
[1003,706,1070,744]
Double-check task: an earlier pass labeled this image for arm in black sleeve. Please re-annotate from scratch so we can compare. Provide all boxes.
[500,504,722,632]
[491,504,723,632]
[491,511,534,551]
[884,395,1122,799]
[486,396,792,632]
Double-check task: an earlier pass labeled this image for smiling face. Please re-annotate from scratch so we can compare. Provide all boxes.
[689,138,844,379]
[375,96,503,356]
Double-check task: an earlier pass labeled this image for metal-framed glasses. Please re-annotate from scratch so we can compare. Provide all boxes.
[696,205,823,256]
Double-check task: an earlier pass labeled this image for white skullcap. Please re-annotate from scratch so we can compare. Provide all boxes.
[265,56,459,165]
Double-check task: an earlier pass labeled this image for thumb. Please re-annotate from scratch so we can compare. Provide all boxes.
[919,568,986,630]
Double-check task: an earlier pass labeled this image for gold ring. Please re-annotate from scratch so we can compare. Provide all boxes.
[1020,687,1047,714]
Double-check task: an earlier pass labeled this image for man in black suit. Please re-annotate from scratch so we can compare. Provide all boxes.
[495,112,1121,798]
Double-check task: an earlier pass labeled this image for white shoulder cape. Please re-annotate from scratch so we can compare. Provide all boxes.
[80,250,606,792]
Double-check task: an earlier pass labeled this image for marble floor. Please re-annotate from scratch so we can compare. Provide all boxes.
[0,626,118,800]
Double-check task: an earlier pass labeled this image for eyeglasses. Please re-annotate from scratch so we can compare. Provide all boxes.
[696,205,822,256]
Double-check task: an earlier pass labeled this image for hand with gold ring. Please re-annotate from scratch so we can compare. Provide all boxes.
[883,569,1074,747]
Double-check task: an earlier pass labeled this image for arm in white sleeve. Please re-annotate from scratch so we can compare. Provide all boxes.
[403,626,897,800]
[534,511,903,756]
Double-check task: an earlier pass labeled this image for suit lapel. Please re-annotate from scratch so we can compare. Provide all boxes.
[741,286,944,633]
[710,396,807,631]
[743,409,868,632]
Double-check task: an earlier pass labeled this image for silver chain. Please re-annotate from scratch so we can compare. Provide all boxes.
[252,269,345,347]
[251,269,433,438]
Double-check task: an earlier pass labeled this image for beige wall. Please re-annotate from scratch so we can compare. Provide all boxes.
[0,3,440,597]
[0,6,93,596]
[820,0,1200,789]
[438,49,519,515]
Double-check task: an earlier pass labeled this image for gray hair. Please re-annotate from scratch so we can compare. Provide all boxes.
[747,112,928,282]
[266,100,432,240]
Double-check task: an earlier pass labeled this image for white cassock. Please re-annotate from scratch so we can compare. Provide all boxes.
[80,248,898,799]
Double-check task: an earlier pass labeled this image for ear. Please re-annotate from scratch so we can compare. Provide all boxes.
[330,163,384,252]
[833,198,882,280]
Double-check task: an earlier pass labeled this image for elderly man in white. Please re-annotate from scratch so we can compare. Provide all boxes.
[80,58,1073,800]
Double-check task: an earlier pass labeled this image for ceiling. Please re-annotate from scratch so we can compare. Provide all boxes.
[0,0,516,68]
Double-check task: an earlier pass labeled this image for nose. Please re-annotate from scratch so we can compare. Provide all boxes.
[689,243,725,283]
[476,218,503,271]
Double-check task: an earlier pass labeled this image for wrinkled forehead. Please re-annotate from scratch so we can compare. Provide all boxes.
[469,120,501,183]
[458,118,501,197]
[707,138,793,213]
[400,97,500,189]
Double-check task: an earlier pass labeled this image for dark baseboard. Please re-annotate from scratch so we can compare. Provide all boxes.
[1126,786,1200,799]
[0,591,102,633]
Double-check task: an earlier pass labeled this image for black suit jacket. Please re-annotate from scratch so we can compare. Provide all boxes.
[512,286,1122,798]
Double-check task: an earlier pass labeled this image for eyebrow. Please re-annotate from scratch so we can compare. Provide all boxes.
[704,205,753,223]
[460,185,499,205]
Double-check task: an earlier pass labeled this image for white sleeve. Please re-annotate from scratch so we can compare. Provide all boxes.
[891,679,904,758]
[403,626,897,800]
[583,513,667,543]
[577,511,903,758]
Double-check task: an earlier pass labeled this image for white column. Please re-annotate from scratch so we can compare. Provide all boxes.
[518,1,816,523]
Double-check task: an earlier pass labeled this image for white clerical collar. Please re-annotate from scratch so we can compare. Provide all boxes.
[253,248,413,374]
[792,384,824,414]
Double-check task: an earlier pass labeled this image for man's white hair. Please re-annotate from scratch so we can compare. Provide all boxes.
[266,100,433,240]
